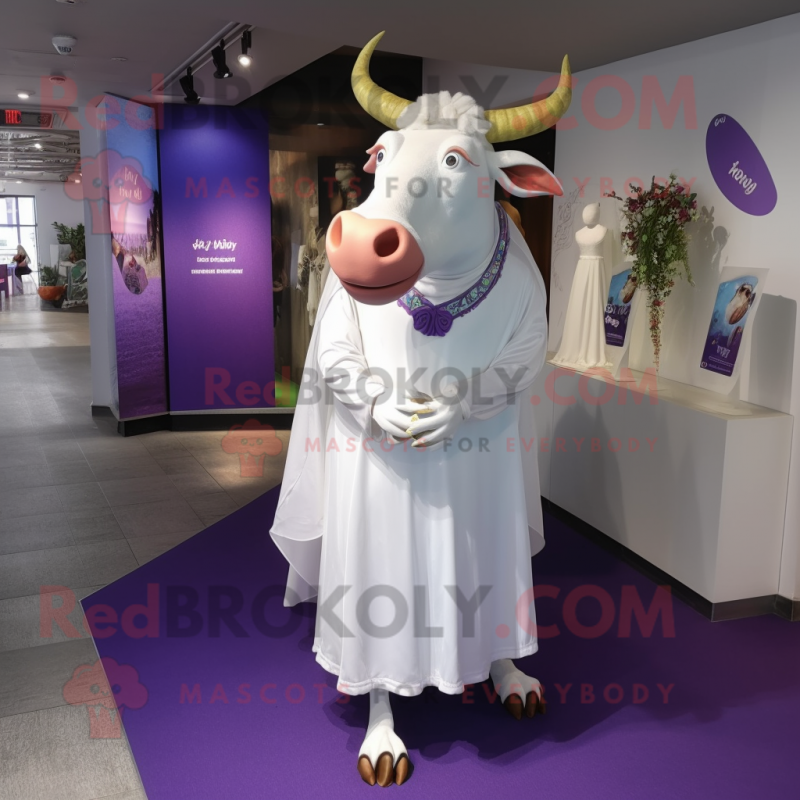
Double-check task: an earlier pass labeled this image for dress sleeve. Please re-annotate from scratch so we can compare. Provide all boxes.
[316,288,385,434]
[455,271,547,422]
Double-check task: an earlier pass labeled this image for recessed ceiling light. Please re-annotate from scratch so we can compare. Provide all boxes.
[15,180,22,184]
[112,57,127,62]
[49,75,67,84]
[34,143,43,149]
[17,92,31,100]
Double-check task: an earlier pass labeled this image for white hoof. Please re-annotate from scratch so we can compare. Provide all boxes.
[358,725,409,787]
[490,658,545,719]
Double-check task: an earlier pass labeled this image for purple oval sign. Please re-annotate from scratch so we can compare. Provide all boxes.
[706,114,777,216]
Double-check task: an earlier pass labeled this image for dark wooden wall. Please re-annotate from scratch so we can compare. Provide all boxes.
[494,126,557,315]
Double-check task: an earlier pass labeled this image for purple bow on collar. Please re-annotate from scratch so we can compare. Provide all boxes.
[410,298,454,337]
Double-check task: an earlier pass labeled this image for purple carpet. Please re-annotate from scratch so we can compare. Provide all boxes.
[84,487,800,799]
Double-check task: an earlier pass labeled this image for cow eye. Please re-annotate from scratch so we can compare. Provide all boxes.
[376,150,385,163]
[444,152,460,169]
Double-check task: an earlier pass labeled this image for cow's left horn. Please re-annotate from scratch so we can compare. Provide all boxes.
[485,55,573,143]
[352,31,412,129]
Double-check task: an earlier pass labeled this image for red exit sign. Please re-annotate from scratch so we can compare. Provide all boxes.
[0,109,54,128]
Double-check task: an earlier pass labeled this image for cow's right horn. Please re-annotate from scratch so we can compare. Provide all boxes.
[485,55,573,142]
[352,31,412,130]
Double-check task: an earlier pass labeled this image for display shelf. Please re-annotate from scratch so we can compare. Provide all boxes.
[546,355,785,419]
[533,357,794,608]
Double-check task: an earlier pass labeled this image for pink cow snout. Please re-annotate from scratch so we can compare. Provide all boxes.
[326,211,424,305]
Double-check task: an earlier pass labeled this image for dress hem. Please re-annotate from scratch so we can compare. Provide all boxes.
[313,643,539,697]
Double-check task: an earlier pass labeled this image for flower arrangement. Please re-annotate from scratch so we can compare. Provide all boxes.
[609,174,698,369]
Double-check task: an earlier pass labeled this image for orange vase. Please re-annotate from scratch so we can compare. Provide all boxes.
[38,286,66,301]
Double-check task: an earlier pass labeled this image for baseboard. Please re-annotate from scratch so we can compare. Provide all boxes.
[773,595,800,622]
[117,414,171,436]
[709,596,780,622]
[168,412,294,432]
[542,499,797,623]
[109,411,295,436]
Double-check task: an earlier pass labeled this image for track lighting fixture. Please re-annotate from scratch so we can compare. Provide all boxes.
[238,30,252,67]
[211,39,232,79]
[179,66,201,105]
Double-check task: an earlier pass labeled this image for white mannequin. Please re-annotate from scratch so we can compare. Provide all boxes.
[552,203,612,370]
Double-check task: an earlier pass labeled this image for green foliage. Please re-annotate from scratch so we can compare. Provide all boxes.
[38,265,64,287]
[68,259,88,303]
[52,222,86,262]
[609,174,699,369]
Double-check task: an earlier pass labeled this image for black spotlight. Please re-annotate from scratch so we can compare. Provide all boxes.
[238,30,252,67]
[211,39,232,79]
[179,67,200,104]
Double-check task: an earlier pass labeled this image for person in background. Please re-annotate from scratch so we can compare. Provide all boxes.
[10,245,32,294]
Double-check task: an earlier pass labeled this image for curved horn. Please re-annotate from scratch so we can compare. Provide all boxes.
[351,31,412,129]
[485,55,573,143]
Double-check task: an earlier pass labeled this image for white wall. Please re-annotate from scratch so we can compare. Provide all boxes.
[424,13,800,601]
[79,123,118,415]
[422,58,552,107]
[0,180,84,266]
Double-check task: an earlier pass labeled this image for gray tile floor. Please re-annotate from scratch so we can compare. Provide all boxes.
[0,323,288,798]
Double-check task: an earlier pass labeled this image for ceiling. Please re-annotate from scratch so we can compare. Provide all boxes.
[2,0,800,182]
[0,129,80,185]
[179,0,800,72]
[3,0,799,104]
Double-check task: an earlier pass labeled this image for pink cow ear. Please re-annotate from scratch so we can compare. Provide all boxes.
[500,164,563,196]
[493,152,563,198]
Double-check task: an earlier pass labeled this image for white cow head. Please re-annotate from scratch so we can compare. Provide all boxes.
[326,32,573,305]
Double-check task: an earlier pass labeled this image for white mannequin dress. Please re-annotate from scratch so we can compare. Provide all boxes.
[271,215,548,697]
[552,225,611,369]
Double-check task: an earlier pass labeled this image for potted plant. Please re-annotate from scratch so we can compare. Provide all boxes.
[609,174,699,369]
[38,265,66,306]
[52,222,86,263]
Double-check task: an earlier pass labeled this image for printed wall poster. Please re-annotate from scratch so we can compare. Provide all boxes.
[103,96,168,419]
[604,268,638,347]
[700,275,759,376]
[706,114,777,216]
[160,107,274,412]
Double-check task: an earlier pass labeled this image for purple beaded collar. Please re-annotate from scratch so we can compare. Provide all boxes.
[397,202,509,337]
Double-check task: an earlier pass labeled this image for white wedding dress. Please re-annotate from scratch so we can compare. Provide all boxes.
[271,217,548,698]
[552,226,611,370]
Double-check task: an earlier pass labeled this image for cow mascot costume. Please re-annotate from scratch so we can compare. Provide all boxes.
[271,32,572,787]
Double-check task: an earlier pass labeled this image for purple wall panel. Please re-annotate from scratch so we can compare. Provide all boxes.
[160,109,273,411]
